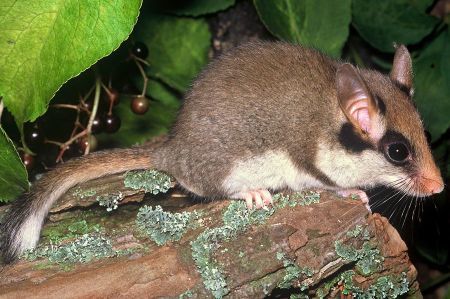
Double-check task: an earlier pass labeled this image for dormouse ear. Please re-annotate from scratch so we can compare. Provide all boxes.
[390,45,413,91]
[336,64,381,139]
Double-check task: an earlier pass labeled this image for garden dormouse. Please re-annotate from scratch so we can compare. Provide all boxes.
[1,42,444,263]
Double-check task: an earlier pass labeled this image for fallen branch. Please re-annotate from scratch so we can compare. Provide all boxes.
[0,170,421,298]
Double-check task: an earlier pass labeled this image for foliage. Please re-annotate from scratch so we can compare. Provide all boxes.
[0,128,27,200]
[0,0,142,128]
[254,0,352,58]
[352,0,439,52]
[0,0,449,290]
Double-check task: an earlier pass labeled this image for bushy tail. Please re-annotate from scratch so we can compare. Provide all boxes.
[0,147,153,263]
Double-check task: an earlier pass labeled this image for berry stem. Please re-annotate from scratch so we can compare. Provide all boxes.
[51,104,81,111]
[134,56,149,66]
[101,82,115,114]
[68,96,86,139]
[45,139,63,147]
[134,59,148,97]
[55,129,88,162]
[84,77,102,155]
[54,80,101,162]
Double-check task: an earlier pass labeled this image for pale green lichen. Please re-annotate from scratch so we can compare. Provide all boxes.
[335,224,383,276]
[298,191,321,206]
[332,270,409,298]
[189,192,320,298]
[42,219,102,244]
[346,224,371,240]
[351,193,360,200]
[321,223,409,298]
[179,289,194,298]
[23,234,115,264]
[273,191,321,208]
[191,200,275,298]
[124,169,172,194]
[136,205,200,246]
[96,192,124,212]
[276,251,314,289]
[290,294,309,299]
[71,187,97,199]
[334,240,383,275]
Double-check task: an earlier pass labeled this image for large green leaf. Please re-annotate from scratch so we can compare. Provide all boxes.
[163,0,236,17]
[352,0,439,52]
[0,0,142,128]
[0,127,28,202]
[254,0,351,57]
[97,80,180,147]
[414,29,450,140]
[133,13,210,92]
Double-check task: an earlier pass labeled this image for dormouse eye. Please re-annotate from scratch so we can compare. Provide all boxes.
[386,142,410,163]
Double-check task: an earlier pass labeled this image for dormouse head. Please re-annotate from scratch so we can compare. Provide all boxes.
[336,45,444,197]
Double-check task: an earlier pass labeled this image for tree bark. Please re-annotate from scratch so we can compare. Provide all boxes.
[0,171,421,299]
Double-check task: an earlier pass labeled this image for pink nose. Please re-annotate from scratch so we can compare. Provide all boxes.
[422,177,444,194]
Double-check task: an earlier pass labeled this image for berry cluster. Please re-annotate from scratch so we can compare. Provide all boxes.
[20,42,151,172]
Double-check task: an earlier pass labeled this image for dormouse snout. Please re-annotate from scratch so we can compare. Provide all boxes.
[416,168,444,195]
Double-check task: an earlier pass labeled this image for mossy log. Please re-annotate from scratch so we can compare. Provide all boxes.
[0,170,422,299]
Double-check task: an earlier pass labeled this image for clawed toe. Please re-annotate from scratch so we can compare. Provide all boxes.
[337,189,371,212]
[232,190,273,209]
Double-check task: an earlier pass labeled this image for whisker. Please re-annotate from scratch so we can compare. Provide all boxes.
[370,179,410,210]
[388,179,414,225]
[431,198,441,237]
[401,192,415,230]
[368,178,408,199]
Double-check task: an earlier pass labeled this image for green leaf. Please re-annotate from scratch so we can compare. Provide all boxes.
[254,0,351,57]
[0,0,142,128]
[97,80,180,147]
[0,127,28,202]
[133,13,211,92]
[352,0,439,52]
[414,29,450,140]
[163,0,236,17]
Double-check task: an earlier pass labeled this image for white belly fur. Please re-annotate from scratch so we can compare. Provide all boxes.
[222,150,324,193]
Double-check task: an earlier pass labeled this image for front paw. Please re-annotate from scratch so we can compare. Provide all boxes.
[336,189,371,212]
[231,189,273,209]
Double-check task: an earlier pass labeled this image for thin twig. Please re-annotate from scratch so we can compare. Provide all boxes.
[51,104,80,111]
[45,139,63,147]
[84,77,101,155]
[134,56,149,66]
[55,79,102,162]
[134,59,148,97]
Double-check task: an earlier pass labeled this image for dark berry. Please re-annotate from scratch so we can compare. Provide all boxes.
[103,114,121,133]
[131,96,150,115]
[91,116,103,133]
[24,124,44,151]
[21,153,35,171]
[132,42,149,59]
